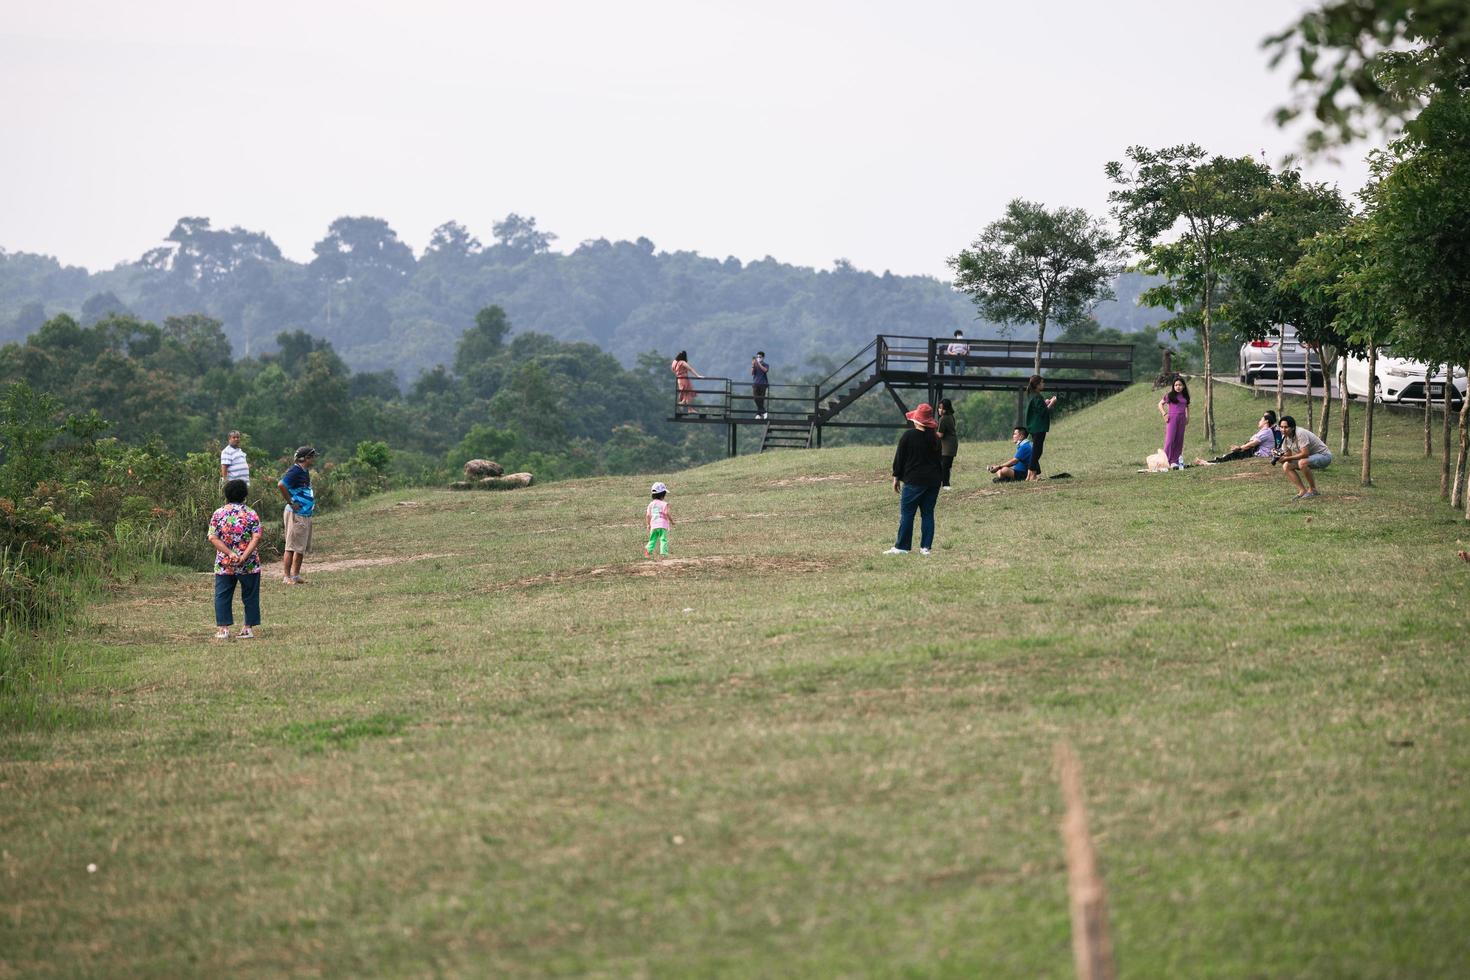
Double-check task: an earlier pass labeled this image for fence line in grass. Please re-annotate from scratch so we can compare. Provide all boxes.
[1055,742,1117,980]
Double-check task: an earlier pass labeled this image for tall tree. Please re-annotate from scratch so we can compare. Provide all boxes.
[1318,220,1398,486]
[491,213,557,255]
[424,220,482,259]
[309,216,416,284]
[948,199,1123,374]
[1366,86,1470,511]
[454,306,511,377]
[1265,0,1470,152]
[1221,170,1351,430]
[1107,146,1274,450]
[1281,227,1366,456]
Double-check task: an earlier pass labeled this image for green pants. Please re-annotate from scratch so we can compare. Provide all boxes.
[646,528,669,555]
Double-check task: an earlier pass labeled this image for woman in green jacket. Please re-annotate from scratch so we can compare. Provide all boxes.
[1023,375,1057,477]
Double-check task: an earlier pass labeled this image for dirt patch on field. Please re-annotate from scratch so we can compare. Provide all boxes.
[490,555,833,592]
[761,473,858,487]
[532,513,779,535]
[196,553,458,576]
[953,483,1070,501]
[307,553,458,573]
[1211,469,1278,481]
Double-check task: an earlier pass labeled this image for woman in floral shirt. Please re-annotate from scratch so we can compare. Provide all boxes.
[208,478,263,639]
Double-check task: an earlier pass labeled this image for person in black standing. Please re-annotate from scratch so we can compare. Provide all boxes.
[937,398,958,490]
[885,403,943,556]
[751,351,770,419]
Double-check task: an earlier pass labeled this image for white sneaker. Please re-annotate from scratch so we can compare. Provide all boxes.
[920,548,932,555]
[883,547,909,555]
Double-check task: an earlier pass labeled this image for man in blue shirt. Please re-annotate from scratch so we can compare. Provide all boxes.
[751,351,770,419]
[987,426,1034,482]
[277,446,317,584]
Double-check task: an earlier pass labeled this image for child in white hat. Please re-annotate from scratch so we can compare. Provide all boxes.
[645,482,674,558]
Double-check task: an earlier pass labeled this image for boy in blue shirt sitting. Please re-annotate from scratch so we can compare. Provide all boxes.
[987,426,1034,482]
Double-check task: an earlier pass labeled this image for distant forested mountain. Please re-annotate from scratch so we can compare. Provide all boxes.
[0,215,1167,385]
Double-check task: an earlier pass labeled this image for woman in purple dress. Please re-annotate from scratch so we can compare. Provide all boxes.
[1157,375,1190,469]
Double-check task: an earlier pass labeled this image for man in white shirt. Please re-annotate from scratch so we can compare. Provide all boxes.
[944,329,969,376]
[220,430,250,484]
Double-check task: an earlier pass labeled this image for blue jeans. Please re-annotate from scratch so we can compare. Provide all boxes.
[214,572,261,627]
[895,483,939,551]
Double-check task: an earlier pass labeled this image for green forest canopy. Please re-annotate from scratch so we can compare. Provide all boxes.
[0,215,1168,386]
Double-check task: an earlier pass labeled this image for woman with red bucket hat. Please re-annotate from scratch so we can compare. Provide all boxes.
[885,403,943,556]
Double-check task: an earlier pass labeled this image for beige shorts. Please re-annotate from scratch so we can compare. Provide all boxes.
[283,506,313,554]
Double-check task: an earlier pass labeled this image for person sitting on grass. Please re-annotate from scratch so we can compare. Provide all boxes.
[1196,410,1279,465]
[1276,415,1332,500]
[208,478,263,640]
[987,426,1034,482]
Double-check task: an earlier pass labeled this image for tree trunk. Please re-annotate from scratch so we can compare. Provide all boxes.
[1424,366,1435,456]
[1454,360,1470,511]
[1361,344,1376,486]
[1201,287,1216,452]
[1033,310,1048,376]
[1275,335,1284,416]
[1304,345,1315,431]
[1442,371,1454,500]
[1339,358,1351,456]
[1318,347,1333,441]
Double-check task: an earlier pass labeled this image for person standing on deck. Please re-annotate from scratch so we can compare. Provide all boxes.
[751,352,770,419]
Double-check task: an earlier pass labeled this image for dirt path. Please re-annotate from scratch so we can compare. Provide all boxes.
[199,553,458,576]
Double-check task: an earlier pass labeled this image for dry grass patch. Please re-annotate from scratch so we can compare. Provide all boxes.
[490,554,835,592]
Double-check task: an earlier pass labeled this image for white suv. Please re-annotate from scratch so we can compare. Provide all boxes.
[1238,324,1323,384]
[1343,352,1467,405]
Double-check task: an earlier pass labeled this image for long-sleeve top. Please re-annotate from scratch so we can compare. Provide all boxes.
[892,428,943,486]
[1024,394,1051,435]
[937,414,958,456]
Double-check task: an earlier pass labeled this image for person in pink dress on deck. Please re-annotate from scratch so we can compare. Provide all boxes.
[671,351,703,411]
[1158,375,1190,469]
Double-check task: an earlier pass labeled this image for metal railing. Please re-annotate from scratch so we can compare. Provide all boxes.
[674,377,815,421]
[672,336,1137,421]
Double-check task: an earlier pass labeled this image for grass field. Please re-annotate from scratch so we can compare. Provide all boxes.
[3,383,1468,977]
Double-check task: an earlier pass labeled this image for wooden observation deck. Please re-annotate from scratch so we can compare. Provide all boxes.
[670,334,1135,455]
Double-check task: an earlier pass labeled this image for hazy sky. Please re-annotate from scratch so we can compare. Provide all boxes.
[1,0,1368,278]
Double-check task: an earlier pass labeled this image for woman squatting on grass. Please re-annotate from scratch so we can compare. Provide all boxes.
[208,478,263,640]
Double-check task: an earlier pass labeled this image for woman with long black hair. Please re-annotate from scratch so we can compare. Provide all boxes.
[937,398,958,489]
[1158,375,1190,469]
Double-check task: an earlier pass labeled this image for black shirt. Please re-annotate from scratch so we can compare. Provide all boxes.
[892,428,943,486]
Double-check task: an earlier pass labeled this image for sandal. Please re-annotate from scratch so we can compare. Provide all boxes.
[237,627,255,639]
[213,628,230,640]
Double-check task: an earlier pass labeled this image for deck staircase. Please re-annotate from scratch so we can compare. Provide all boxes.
[816,373,883,422]
[759,419,814,451]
